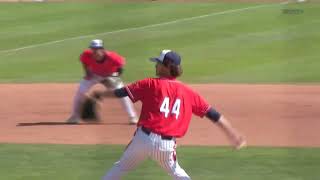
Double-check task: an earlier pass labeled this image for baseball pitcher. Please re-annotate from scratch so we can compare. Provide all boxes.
[93,50,246,179]
[66,39,137,124]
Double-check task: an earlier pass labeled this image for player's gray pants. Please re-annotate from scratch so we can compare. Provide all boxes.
[71,74,136,119]
[103,127,191,180]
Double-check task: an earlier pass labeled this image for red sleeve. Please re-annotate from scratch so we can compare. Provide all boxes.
[108,51,125,67]
[125,78,151,103]
[191,90,211,118]
[80,50,91,66]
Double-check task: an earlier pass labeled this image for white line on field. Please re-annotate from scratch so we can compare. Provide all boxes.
[280,1,289,4]
[0,2,287,55]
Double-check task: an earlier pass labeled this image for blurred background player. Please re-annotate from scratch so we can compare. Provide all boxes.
[66,39,137,124]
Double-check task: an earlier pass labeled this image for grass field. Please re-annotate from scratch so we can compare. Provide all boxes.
[0,1,319,83]
[0,1,319,180]
[0,144,319,180]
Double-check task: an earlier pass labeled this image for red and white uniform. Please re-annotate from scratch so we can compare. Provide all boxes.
[127,77,210,137]
[104,77,210,180]
[80,49,125,78]
[69,49,137,122]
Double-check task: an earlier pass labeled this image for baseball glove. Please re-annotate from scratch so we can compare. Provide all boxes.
[80,96,101,122]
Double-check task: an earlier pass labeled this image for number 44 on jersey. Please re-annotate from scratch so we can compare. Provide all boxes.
[160,97,181,119]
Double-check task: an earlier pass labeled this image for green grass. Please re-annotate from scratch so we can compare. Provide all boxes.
[0,2,319,83]
[0,144,319,180]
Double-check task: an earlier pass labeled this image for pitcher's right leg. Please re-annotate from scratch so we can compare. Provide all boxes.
[163,153,191,180]
[151,140,191,180]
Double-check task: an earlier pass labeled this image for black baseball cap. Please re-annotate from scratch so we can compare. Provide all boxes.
[150,50,181,65]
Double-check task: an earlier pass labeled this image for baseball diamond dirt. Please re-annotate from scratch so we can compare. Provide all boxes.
[0,83,319,147]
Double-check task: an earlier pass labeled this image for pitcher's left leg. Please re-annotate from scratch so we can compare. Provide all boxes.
[102,131,148,180]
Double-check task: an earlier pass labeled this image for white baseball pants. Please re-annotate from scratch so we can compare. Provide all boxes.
[103,127,191,180]
[70,75,136,119]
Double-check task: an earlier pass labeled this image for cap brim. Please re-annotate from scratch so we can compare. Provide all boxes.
[149,57,162,63]
[89,46,104,49]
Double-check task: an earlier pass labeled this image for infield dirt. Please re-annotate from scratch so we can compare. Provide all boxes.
[0,83,319,147]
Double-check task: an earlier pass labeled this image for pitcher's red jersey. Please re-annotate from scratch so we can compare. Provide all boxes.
[80,49,125,77]
[125,77,210,138]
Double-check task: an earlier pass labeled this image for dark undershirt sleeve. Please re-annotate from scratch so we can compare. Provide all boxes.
[206,108,221,123]
[114,87,129,98]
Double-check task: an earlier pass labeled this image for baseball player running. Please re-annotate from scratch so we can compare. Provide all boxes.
[94,50,246,179]
[66,39,138,124]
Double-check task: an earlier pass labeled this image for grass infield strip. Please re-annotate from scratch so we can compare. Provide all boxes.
[0,144,319,180]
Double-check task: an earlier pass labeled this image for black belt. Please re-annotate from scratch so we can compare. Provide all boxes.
[141,127,173,140]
